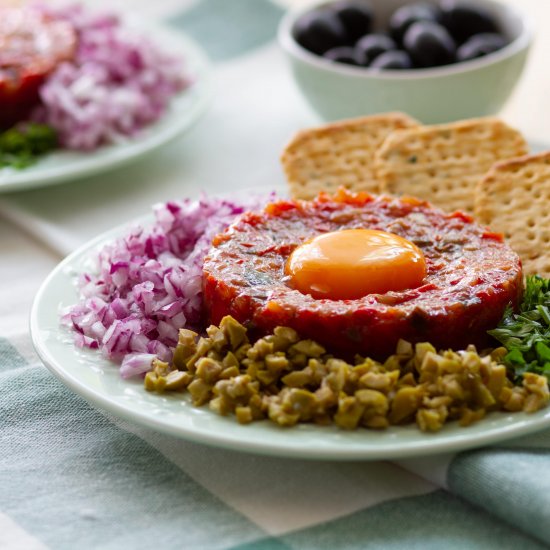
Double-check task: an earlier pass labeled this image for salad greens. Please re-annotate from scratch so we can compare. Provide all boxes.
[0,123,57,169]
[489,275,550,381]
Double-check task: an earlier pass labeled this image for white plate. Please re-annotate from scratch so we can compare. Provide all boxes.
[0,19,212,193]
[31,214,550,461]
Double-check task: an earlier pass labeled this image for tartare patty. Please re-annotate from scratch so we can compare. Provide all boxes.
[203,190,523,357]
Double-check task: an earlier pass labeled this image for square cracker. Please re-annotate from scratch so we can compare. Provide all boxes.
[475,151,550,277]
[281,112,419,200]
[374,117,528,214]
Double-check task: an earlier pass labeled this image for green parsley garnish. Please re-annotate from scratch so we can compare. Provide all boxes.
[489,275,550,381]
[0,123,58,169]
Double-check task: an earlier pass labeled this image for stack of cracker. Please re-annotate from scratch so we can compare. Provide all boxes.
[475,152,550,277]
[374,118,527,213]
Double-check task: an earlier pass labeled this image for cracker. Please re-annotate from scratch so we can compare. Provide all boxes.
[374,118,528,214]
[281,112,419,200]
[475,151,550,277]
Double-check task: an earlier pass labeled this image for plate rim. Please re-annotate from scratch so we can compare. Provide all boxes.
[0,19,213,193]
[29,210,550,461]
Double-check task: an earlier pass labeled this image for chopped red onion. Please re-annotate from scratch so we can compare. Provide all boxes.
[120,353,157,380]
[62,194,272,376]
[33,4,190,150]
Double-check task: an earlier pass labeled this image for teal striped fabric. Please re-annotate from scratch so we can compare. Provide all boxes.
[449,444,550,545]
[3,1,550,548]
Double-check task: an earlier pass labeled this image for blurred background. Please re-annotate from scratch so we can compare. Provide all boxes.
[31,0,549,140]
[89,0,546,140]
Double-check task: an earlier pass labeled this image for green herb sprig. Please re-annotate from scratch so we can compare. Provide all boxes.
[0,123,58,169]
[489,276,550,381]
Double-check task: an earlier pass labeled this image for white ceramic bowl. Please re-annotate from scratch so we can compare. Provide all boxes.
[278,0,533,123]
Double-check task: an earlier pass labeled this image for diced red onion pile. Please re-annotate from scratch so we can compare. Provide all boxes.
[62,194,271,378]
[33,4,189,150]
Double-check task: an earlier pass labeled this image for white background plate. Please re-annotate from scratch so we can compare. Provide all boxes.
[30,212,550,461]
[0,18,212,193]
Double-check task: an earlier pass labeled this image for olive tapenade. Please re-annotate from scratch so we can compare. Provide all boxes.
[144,316,549,432]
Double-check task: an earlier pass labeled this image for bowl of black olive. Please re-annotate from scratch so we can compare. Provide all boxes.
[278,0,532,123]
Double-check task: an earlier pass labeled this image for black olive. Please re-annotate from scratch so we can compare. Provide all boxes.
[294,9,347,55]
[457,32,508,61]
[323,46,359,65]
[389,3,441,44]
[403,21,456,67]
[355,33,397,66]
[370,50,413,70]
[440,0,499,44]
[332,0,374,43]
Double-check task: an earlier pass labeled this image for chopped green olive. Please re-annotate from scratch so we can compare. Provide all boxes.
[146,316,550,432]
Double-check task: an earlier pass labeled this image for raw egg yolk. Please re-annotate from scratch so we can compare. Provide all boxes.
[285,229,427,300]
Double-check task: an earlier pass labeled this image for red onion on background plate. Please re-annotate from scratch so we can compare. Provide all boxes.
[33,3,190,150]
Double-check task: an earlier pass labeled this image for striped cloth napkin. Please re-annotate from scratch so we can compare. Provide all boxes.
[2,1,550,548]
